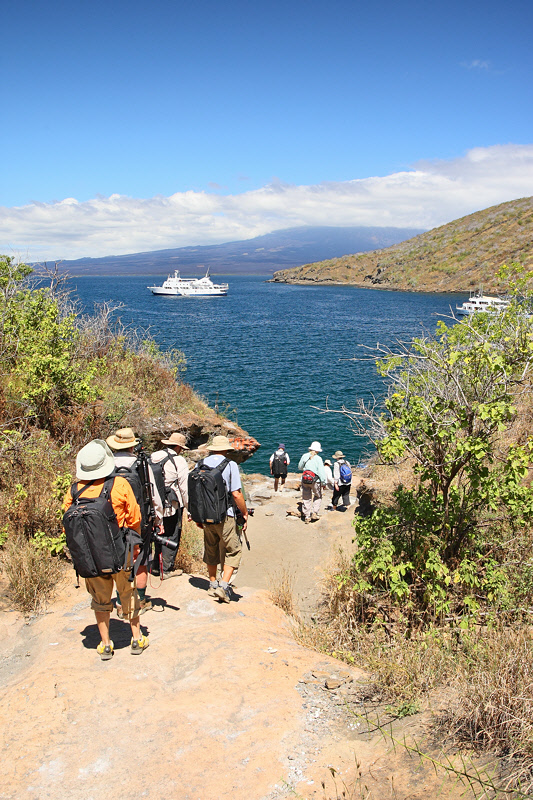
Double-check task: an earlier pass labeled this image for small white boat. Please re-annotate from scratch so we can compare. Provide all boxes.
[148,269,228,297]
[456,289,509,316]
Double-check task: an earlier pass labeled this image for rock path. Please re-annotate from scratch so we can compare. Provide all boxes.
[1,475,463,799]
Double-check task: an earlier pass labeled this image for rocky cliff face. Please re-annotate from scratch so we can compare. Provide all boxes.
[145,411,260,464]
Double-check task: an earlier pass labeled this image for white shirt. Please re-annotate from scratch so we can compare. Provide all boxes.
[151,448,189,517]
[269,448,290,466]
[333,459,352,484]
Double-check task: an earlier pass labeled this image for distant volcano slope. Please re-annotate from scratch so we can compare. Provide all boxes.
[52,226,423,276]
[271,197,533,293]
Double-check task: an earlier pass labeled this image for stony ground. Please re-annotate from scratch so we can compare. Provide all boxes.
[1,475,473,800]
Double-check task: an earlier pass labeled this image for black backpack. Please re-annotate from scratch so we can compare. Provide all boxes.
[188,458,229,524]
[271,451,288,476]
[63,477,126,578]
[112,459,150,533]
[150,451,180,510]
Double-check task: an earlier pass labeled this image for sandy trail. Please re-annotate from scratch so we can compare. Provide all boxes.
[0,477,462,800]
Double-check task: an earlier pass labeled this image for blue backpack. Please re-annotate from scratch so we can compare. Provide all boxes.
[339,461,352,484]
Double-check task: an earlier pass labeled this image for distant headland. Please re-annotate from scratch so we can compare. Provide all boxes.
[270,197,533,293]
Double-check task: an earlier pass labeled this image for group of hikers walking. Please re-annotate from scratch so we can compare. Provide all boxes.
[62,429,248,661]
[270,441,353,522]
[62,428,351,661]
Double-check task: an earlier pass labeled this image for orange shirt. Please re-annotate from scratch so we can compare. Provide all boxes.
[62,475,141,533]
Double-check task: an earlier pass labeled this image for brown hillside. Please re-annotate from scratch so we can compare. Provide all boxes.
[271,196,533,293]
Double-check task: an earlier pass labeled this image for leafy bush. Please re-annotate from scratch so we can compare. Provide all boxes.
[335,266,533,624]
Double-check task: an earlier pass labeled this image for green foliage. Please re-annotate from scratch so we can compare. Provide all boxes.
[8,289,98,413]
[0,256,97,423]
[33,527,66,556]
[347,272,533,624]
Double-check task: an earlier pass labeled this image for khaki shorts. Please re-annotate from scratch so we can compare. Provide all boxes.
[85,570,140,619]
[203,516,242,569]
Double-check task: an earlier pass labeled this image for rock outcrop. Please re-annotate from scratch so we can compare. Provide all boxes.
[146,411,260,464]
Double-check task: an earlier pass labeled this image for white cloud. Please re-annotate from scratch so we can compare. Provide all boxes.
[1,144,533,262]
[461,59,490,70]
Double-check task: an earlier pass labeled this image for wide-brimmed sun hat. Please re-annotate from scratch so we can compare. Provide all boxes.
[324,459,332,466]
[161,432,188,448]
[106,427,139,451]
[333,450,345,459]
[206,435,234,451]
[309,441,322,452]
[76,439,115,480]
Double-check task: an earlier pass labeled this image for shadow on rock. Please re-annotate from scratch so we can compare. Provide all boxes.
[150,597,180,613]
[80,620,150,650]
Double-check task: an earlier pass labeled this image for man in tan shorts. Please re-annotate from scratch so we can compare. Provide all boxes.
[63,439,149,660]
[195,435,248,603]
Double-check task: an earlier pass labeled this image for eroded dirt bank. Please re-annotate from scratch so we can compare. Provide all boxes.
[1,477,468,800]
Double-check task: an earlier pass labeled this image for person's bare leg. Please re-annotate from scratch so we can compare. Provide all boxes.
[274,477,279,492]
[222,564,235,583]
[130,615,141,641]
[208,564,218,581]
[136,565,147,590]
[95,611,111,645]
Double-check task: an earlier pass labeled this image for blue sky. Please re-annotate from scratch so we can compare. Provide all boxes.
[1,0,533,260]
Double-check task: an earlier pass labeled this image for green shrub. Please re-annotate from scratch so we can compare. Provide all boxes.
[337,266,533,624]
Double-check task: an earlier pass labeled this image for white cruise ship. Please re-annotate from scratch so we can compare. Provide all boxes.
[456,290,509,316]
[148,270,228,297]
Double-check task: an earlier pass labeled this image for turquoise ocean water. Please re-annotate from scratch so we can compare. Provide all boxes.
[71,274,466,473]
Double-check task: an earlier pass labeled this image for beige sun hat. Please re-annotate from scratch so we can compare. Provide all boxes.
[333,450,345,459]
[206,435,233,451]
[106,427,139,451]
[76,440,115,480]
[161,432,188,448]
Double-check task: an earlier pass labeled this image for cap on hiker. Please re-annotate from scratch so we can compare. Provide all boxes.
[333,450,345,459]
[206,435,233,451]
[278,443,285,449]
[161,432,187,448]
[106,427,139,451]
[76,439,115,480]
[309,441,322,452]
[324,459,332,466]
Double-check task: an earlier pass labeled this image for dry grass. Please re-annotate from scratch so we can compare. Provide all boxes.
[1,535,65,613]
[0,428,71,541]
[175,516,206,575]
[304,545,533,791]
[446,627,533,779]
[268,564,297,617]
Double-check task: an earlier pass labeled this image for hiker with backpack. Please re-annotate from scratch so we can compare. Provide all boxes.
[150,432,189,577]
[188,435,248,603]
[297,441,327,523]
[62,439,150,660]
[269,443,290,491]
[106,427,164,616]
[332,450,352,511]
